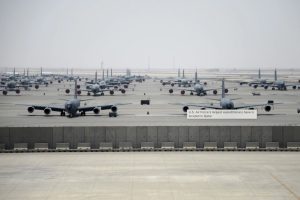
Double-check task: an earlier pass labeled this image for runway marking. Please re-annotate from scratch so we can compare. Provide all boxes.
[270,173,300,200]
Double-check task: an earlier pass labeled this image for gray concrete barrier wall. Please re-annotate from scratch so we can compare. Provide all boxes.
[0,126,299,149]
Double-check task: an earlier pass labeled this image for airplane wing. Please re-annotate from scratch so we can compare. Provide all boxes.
[186,104,222,109]
[78,103,131,112]
[18,104,65,112]
[234,102,281,109]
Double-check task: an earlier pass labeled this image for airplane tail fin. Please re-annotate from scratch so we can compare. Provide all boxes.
[74,79,78,99]
[178,68,180,78]
[183,69,185,78]
[95,71,97,83]
[258,68,261,79]
[41,67,42,76]
[221,78,225,98]
[195,69,198,83]
[102,69,105,80]
[275,69,277,81]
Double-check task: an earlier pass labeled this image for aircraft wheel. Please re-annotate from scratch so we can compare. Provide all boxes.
[2,91,7,95]
[101,92,104,96]
[87,92,90,96]
[190,92,194,95]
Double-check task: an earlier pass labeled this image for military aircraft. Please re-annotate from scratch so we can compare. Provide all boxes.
[168,71,225,96]
[178,79,277,113]
[266,69,299,90]
[239,68,271,88]
[24,79,129,117]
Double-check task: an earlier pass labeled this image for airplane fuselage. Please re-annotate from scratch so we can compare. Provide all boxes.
[64,99,80,116]
[220,98,234,109]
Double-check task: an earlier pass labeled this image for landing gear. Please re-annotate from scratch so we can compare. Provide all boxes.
[80,111,86,116]
[60,111,66,116]
[2,90,7,95]
[87,92,90,96]
[101,92,104,96]
[190,92,194,95]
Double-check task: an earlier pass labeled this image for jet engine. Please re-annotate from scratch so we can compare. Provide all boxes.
[110,90,114,95]
[121,89,126,94]
[213,90,217,95]
[93,107,100,114]
[65,89,70,94]
[293,85,296,89]
[171,83,175,87]
[264,86,268,90]
[77,85,80,89]
[35,84,39,89]
[16,89,20,94]
[253,85,258,89]
[27,106,34,113]
[44,107,51,115]
[204,82,207,85]
[181,90,185,95]
[77,90,81,95]
[183,106,189,112]
[111,106,117,112]
[224,88,229,93]
[169,89,173,94]
[264,105,271,112]
[2,90,7,95]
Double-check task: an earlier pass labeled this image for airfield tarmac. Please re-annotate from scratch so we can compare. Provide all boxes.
[0,152,299,200]
[0,70,300,126]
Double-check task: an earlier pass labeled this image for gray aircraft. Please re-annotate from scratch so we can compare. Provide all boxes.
[179,79,276,112]
[168,71,226,96]
[267,69,299,90]
[239,68,270,88]
[24,79,129,117]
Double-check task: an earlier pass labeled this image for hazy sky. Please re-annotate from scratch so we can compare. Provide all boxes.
[0,0,300,69]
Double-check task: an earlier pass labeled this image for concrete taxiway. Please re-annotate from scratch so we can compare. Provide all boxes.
[0,70,299,126]
[0,152,299,200]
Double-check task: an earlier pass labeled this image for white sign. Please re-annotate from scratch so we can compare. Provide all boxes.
[187,110,257,119]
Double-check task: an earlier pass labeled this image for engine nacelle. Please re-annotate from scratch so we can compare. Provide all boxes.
[27,106,34,113]
[204,82,207,85]
[183,106,189,112]
[44,108,51,115]
[35,84,39,89]
[77,85,80,89]
[114,86,118,89]
[58,80,61,83]
[16,89,20,94]
[77,90,81,95]
[169,89,173,94]
[124,85,128,89]
[264,105,271,112]
[93,107,100,114]
[224,88,228,93]
[213,90,217,95]
[181,90,185,95]
[111,106,117,112]
[65,89,70,94]
[171,83,175,87]
[121,89,126,94]
[264,86,268,90]
[253,85,258,89]
[110,90,114,95]
[293,85,296,89]
[2,90,7,95]
[162,82,166,86]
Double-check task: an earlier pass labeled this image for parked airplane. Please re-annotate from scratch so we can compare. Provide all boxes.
[168,71,226,96]
[178,79,277,112]
[24,79,129,117]
[267,69,299,90]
